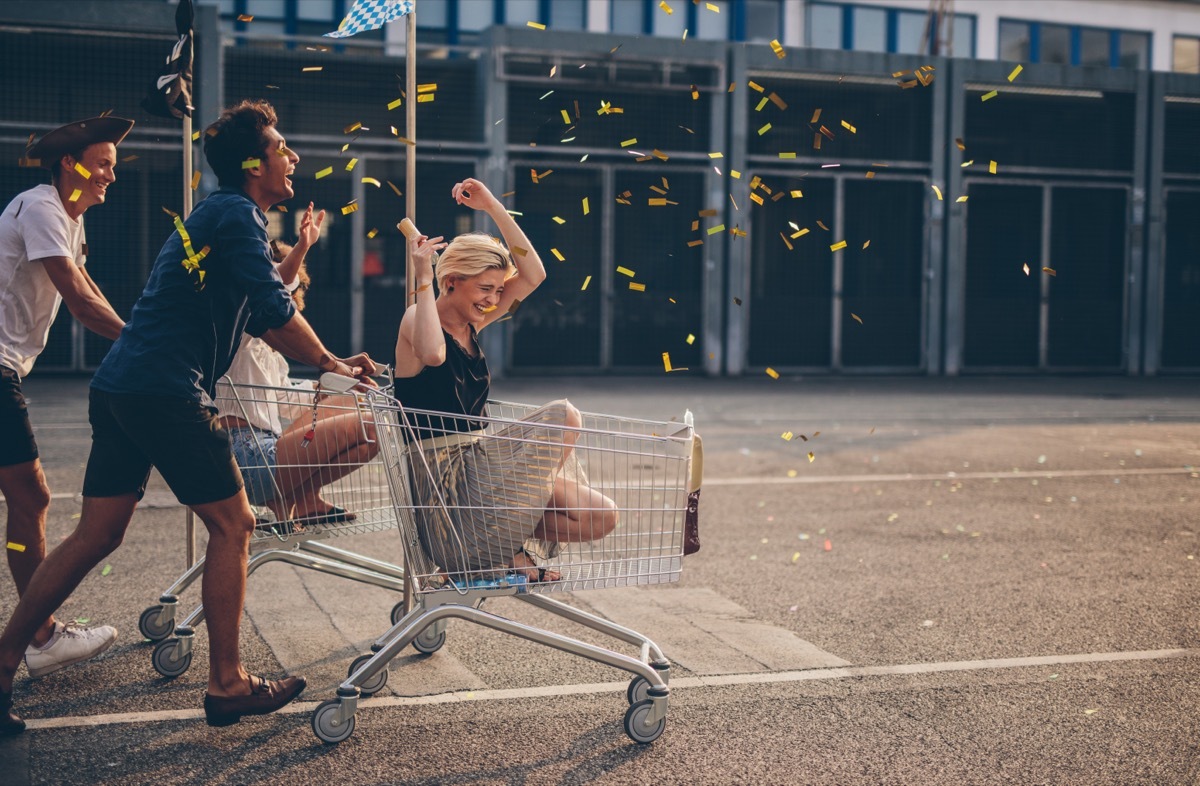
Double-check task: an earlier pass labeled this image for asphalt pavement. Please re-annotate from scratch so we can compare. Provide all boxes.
[1,374,1198,785]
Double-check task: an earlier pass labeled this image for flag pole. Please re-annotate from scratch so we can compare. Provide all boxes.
[182,89,196,570]
[405,9,416,307]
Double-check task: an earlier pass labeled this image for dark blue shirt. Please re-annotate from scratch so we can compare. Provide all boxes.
[91,188,296,405]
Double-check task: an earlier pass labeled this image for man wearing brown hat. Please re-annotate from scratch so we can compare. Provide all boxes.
[0,116,132,699]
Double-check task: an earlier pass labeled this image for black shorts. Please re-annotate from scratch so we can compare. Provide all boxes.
[81,388,244,506]
[0,366,38,467]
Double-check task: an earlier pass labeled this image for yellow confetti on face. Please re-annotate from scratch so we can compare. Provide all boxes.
[73,162,92,179]
[981,90,998,102]
[68,189,82,202]
[315,166,333,179]
[240,158,261,170]
[766,367,780,379]
[581,275,592,290]
[479,304,498,313]
[1007,64,1024,82]
[830,240,847,252]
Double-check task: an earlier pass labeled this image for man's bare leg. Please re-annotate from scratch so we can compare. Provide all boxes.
[0,460,58,646]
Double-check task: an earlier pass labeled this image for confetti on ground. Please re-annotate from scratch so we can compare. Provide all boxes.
[787,470,798,478]
[101,564,112,576]
[791,552,801,563]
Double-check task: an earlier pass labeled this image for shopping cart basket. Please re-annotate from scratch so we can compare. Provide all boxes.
[310,386,695,745]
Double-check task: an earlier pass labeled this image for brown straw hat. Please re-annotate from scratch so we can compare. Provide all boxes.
[27,116,135,169]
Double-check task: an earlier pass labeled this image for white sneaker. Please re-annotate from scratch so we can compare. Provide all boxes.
[24,622,118,678]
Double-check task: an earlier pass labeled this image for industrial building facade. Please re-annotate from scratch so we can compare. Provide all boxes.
[1,1,1197,376]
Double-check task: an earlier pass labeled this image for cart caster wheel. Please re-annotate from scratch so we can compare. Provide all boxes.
[623,700,666,744]
[348,654,388,697]
[138,605,174,642]
[626,676,651,705]
[390,602,405,626]
[152,638,192,678]
[412,626,445,655]
[312,699,355,744]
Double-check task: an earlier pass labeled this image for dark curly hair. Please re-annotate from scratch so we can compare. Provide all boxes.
[203,100,278,188]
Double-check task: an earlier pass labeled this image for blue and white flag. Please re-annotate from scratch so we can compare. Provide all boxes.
[325,0,414,38]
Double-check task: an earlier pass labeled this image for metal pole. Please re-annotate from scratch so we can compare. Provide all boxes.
[405,11,417,308]
[182,114,196,568]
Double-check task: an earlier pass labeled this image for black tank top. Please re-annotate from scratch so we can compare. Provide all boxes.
[392,326,490,441]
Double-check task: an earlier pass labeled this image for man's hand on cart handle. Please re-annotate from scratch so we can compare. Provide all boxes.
[318,352,378,384]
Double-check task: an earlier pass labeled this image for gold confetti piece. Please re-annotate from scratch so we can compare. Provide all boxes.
[16,157,39,168]
[766,367,779,379]
[1043,267,1057,276]
[341,143,351,153]
[345,158,359,172]
[816,220,829,231]
[682,29,688,40]
[417,94,435,103]
[551,248,565,261]
[101,564,112,576]
[769,92,787,110]
[707,224,725,235]
[750,193,764,206]
[192,130,202,141]
[687,334,695,344]
[649,198,669,206]
[581,275,592,290]
[731,170,741,178]
[629,282,645,292]
[510,246,528,257]
[1084,709,1099,716]
[961,160,974,168]
[549,65,557,77]
[770,39,785,59]
[561,109,571,124]
[1023,263,1031,276]
[237,13,254,21]
[840,120,856,133]
[748,80,764,93]
[699,208,718,217]
[706,2,719,11]
[526,21,546,30]
[865,171,876,179]
[660,0,674,14]
[361,177,381,188]
[989,160,998,174]
[582,197,590,215]
[791,551,801,563]
[387,98,402,110]
[315,166,333,179]
[862,240,870,249]
[956,195,968,203]
[820,125,835,140]
[662,352,673,372]
[367,228,378,239]
[791,228,809,239]
[981,90,998,102]
[810,108,822,124]
[892,70,910,78]
[932,185,943,200]
[790,190,803,199]
[302,66,323,72]
[758,123,772,135]
[552,216,566,224]
[687,239,704,247]
[387,180,402,196]
[787,469,798,478]
[830,240,847,252]
[6,542,25,552]
[68,189,82,202]
[778,152,796,159]
[341,203,358,215]
[616,266,636,277]
[755,96,769,112]
[620,138,638,147]
[162,206,178,217]
[851,313,863,324]
[1007,64,1023,82]
[344,121,362,134]
[810,453,817,463]
[652,150,670,162]
[71,162,93,180]
[781,431,794,441]
[956,137,966,150]
[190,171,201,190]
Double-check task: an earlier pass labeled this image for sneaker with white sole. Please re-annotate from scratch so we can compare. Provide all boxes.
[24,622,118,678]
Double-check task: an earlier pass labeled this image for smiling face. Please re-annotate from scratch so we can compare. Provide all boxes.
[448,268,507,325]
[60,142,117,213]
[256,126,299,206]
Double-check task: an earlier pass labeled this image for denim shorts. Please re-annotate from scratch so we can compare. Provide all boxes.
[227,425,280,506]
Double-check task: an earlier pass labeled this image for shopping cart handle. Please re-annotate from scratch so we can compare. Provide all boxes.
[318,372,363,394]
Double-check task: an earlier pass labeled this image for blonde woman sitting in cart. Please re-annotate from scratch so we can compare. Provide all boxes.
[393,178,618,583]
[217,205,379,533]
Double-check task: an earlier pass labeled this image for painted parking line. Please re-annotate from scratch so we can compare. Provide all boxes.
[22,647,1196,731]
[704,466,1197,487]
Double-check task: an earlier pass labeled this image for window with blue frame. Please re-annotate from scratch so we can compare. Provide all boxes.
[806,3,976,58]
[419,0,586,44]
[609,0,783,42]
[997,20,1150,69]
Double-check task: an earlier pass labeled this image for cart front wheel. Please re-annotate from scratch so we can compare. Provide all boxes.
[412,626,445,655]
[138,605,174,642]
[348,654,388,697]
[312,699,355,744]
[152,638,192,678]
[626,676,651,705]
[623,700,666,744]
[390,602,405,626]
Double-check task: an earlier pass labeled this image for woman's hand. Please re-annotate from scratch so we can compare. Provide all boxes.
[409,233,448,280]
[296,202,326,250]
[451,178,503,215]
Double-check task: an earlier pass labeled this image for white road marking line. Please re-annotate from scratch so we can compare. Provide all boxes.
[704,467,1196,486]
[23,648,1196,730]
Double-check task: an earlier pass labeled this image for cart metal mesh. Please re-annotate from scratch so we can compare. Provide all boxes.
[366,392,693,596]
[212,379,397,543]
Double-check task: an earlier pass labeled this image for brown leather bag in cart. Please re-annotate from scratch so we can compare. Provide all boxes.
[684,433,703,555]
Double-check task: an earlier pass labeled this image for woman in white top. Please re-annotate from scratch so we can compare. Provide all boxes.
[216,204,378,530]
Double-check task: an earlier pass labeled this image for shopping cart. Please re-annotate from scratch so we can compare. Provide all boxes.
[310,386,696,745]
[145,373,411,678]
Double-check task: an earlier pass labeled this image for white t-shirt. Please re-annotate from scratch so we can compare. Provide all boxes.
[215,333,311,435]
[0,184,86,377]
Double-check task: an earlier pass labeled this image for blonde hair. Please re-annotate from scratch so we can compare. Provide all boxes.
[435,232,516,294]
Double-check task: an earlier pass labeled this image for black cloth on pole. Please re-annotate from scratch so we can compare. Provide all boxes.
[142,0,194,119]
